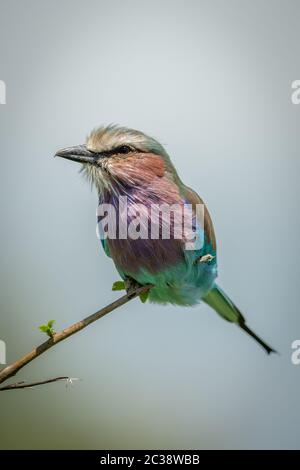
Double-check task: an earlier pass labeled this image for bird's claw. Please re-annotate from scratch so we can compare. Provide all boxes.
[194,254,215,265]
[125,278,142,298]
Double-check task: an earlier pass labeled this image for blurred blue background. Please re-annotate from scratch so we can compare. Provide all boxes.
[0,0,299,449]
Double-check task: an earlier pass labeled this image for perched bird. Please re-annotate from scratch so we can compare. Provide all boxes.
[55,125,275,354]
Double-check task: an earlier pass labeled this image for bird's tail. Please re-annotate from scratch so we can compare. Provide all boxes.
[202,284,276,354]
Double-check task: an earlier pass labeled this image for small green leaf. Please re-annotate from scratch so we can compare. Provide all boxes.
[112,281,126,291]
[39,325,49,333]
[39,320,56,338]
[139,290,149,303]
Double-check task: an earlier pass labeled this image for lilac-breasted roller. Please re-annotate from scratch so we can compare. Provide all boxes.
[56,125,275,354]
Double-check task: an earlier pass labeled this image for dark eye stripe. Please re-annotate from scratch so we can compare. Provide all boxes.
[99,146,144,157]
[90,146,146,158]
[114,145,133,154]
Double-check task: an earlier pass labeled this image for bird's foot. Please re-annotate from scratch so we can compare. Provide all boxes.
[125,278,143,298]
[194,254,215,265]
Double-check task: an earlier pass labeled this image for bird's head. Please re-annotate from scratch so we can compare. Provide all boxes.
[55,125,179,194]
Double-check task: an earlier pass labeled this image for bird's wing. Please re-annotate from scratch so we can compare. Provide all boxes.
[181,185,216,252]
[100,238,112,258]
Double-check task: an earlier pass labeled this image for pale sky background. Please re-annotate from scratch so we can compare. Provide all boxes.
[0,0,300,449]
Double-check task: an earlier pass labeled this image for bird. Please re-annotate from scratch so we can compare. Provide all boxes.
[55,124,276,354]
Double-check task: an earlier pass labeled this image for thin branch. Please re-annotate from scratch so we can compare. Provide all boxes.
[0,284,152,390]
[0,376,70,391]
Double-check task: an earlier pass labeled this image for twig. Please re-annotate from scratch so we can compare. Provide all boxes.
[0,284,152,390]
[0,376,70,391]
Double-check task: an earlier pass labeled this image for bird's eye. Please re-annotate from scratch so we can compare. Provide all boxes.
[116,145,133,154]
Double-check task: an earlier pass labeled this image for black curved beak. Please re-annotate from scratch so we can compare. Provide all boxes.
[55,145,97,164]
